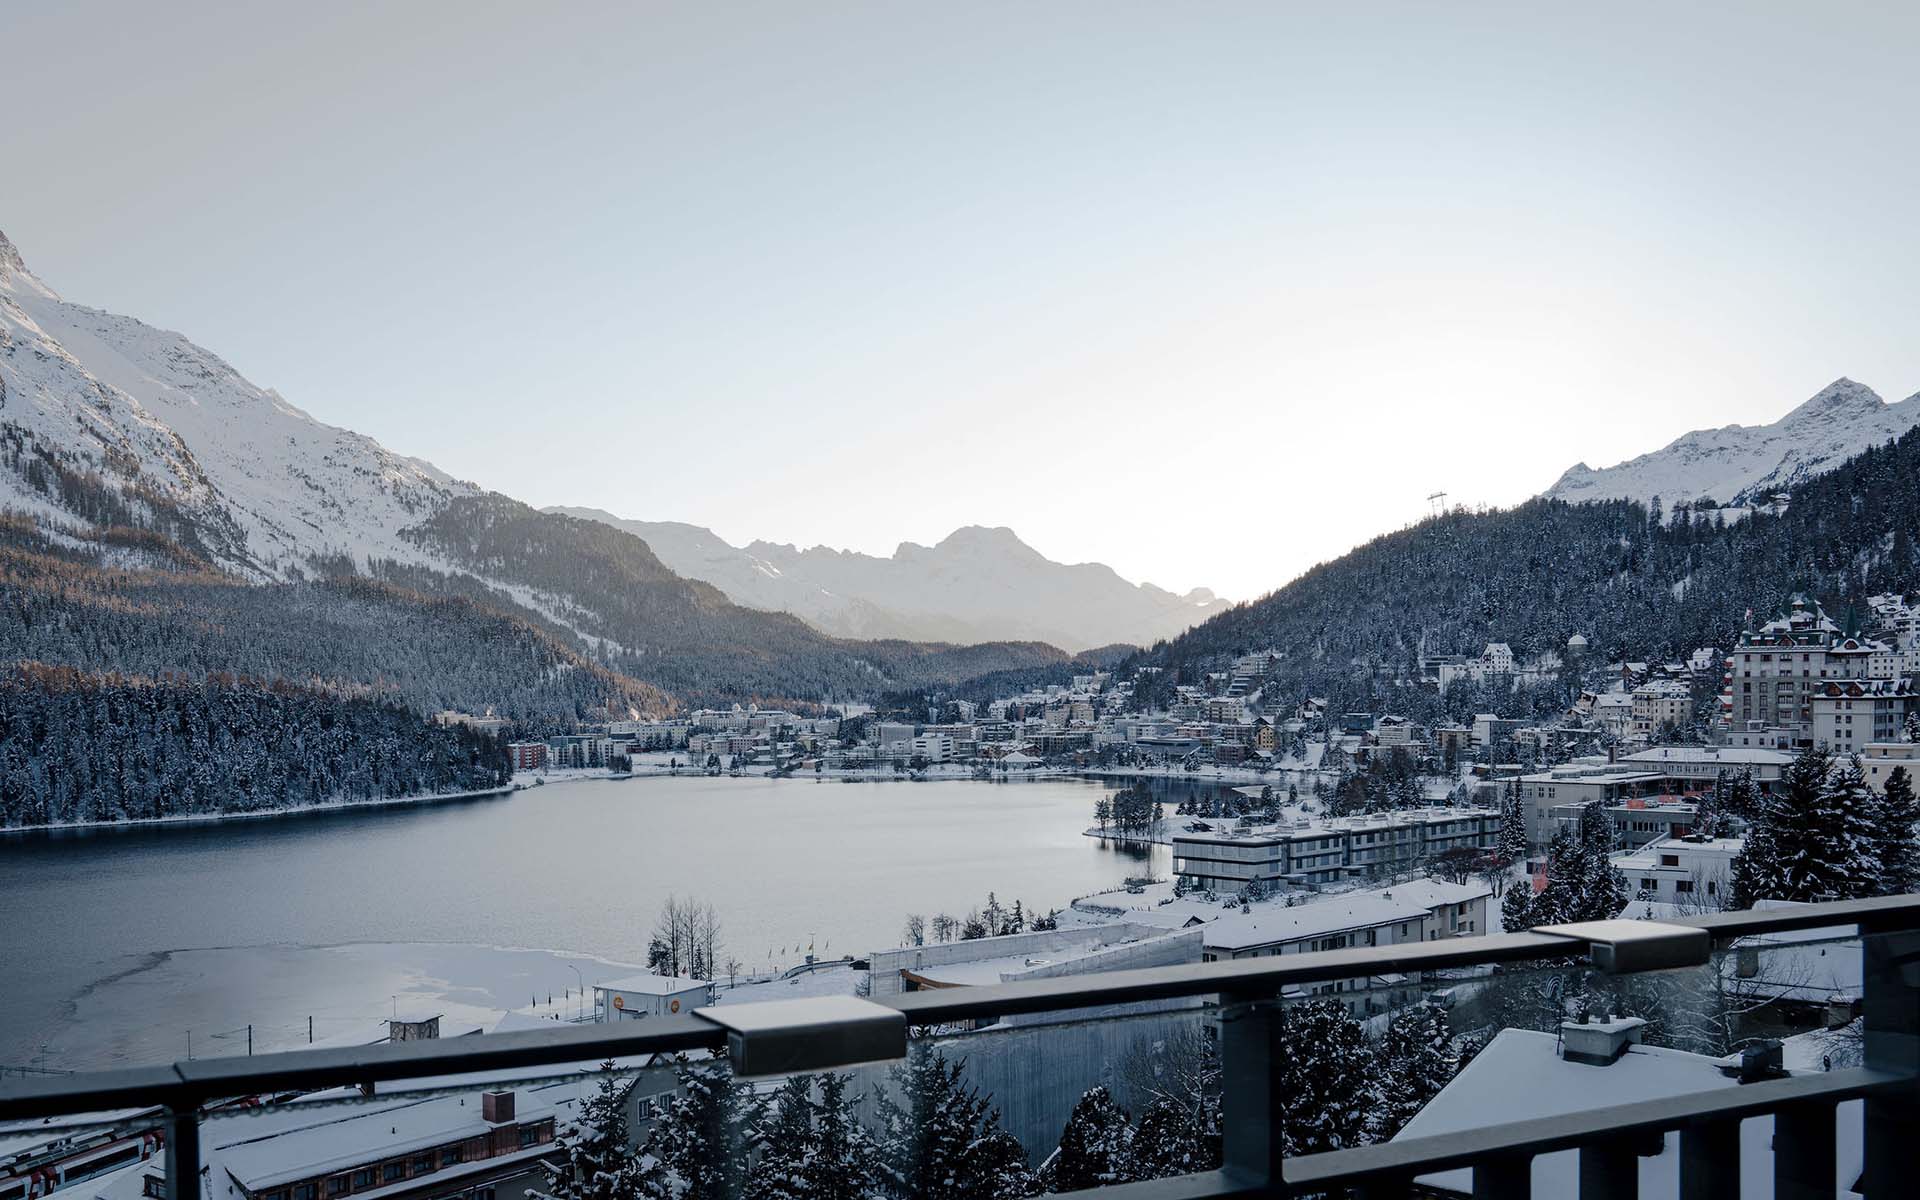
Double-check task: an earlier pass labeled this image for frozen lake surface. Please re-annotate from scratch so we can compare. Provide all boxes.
[0,775,1163,1069]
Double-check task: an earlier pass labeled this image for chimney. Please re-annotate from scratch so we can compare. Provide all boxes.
[481,1090,516,1124]
[1736,1041,1785,1084]
[1559,1015,1646,1065]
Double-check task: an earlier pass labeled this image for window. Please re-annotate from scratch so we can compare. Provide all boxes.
[327,1179,350,1197]
[440,1147,465,1168]
[411,1157,433,1176]
[382,1164,405,1184]
[351,1171,376,1190]
[519,1127,540,1149]
[1660,854,1680,867]
[292,1187,315,1200]
[1641,878,1658,891]
[1675,880,1695,894]
[144,1179,167,1200]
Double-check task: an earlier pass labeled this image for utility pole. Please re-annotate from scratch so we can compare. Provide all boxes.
[308,1016,314,1044]
[247,1025,253,1056]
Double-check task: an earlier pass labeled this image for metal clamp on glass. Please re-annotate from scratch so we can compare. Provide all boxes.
[1535,919,1712,974]
[695,995,908,1077]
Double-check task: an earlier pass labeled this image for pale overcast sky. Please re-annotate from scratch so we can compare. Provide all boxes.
[4,1,1918,600]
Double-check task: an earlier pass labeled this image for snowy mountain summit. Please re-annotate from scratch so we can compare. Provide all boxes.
[0,228,478,577]
[1544,378,1920,508]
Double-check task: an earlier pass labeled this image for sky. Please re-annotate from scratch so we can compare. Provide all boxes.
[4,1,1919,601]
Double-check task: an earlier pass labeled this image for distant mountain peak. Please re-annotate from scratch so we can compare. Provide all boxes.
[1782,377,1882,422]
[547,508,1232,651]
[0,229,22,278]
[930,524,1044,559]
[1544,379,1919,509]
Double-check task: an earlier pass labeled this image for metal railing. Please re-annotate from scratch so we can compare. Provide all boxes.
[3,894,1918,1200]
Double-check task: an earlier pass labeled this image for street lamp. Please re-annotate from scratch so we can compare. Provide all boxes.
[569,964,584,1022]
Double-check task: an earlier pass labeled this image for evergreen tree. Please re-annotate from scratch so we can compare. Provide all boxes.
[746,1077,813,1200]
[961,1131,1039,1200]
[1375,1003,1457,1138]
[530,1062,653,1200]
[1731,749,1876,906]
[651,1061,762,1200]
[1877,767,1920,895]
[805,1073,881,1200]
[1275,1000,1383,1155]
[1502,802,1624,929]
[1046,1087,1132,1191]
[875,1048,1015,1200]
[1126,1097,1210,1181]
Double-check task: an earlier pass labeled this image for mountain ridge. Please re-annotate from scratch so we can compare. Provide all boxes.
[1545,378,1920,509]
[0,228,1075,705]
[544,506,1228,651]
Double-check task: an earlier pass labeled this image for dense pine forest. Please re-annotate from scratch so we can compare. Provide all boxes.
[0,663,508,827]
[0,518,665,726]
[1138,426,1920,711]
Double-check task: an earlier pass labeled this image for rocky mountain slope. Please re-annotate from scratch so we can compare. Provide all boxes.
[546,508,1228,651]
[0,228,1071,705]
[1545,378,1920,509]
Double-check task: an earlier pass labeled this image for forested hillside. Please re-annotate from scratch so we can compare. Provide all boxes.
[0,518,666,727]
[1145,427,1920,708]
[0,663,508,828]
[397,495,1076,702]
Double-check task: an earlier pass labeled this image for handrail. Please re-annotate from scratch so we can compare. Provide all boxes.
[2,895,1917,1121]
[1281,1067,1904,1190]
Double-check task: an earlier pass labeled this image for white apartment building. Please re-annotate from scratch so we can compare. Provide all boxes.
[1172,808,1499,890]
[910,733,955,762]
[1614,835,1741,908]
[1862,742,1920,795]
[1810,680,1918,755]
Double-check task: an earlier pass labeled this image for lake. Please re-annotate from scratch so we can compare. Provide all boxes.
[0,774,1169,1070]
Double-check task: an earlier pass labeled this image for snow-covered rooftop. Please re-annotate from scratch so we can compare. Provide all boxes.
[593,973,710,995]
[1396,1028,1865,1198]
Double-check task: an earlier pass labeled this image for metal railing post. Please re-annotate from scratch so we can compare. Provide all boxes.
[164,1103,200,1200]
[1861,929,1920,1200]
[1217,988,1282,1189]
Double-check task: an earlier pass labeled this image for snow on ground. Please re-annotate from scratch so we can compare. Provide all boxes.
[36,942,646,1071]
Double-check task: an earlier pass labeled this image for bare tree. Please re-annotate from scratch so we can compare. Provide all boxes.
[930,913,958,944]
[649,894,723,980]
[902,914,927,947]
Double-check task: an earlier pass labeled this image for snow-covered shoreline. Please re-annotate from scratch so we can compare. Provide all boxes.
[1,783,516,835]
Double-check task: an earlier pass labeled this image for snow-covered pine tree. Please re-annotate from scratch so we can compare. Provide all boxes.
[1046,1087,1132,1191]
[745,1076,813,1200]
[1126,1096,1208,1181]
[1825,757,1884,898]
[529,1061,653,1200]
[804,1073,881,1200]
[1495,778,1527,867]
[1732,748,1873,906]
[962,1130,1039,1199]
[875,1048,994,1200]
[1374,1003,1457,1138]
[1275,1000,1383,1155]
[1877,767,1920,896]
[651,1060,762,1200]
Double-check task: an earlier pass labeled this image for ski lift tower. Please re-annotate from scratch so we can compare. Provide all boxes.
[1427,491,1448,518]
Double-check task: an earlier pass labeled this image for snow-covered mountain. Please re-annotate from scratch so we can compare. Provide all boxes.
[0,229,477,577]
[546,508,1230,651]
[1545,378,1920,509]
[0,227,1142,691]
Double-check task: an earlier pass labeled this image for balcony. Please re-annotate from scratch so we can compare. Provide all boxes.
[3,895,1917,1200]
